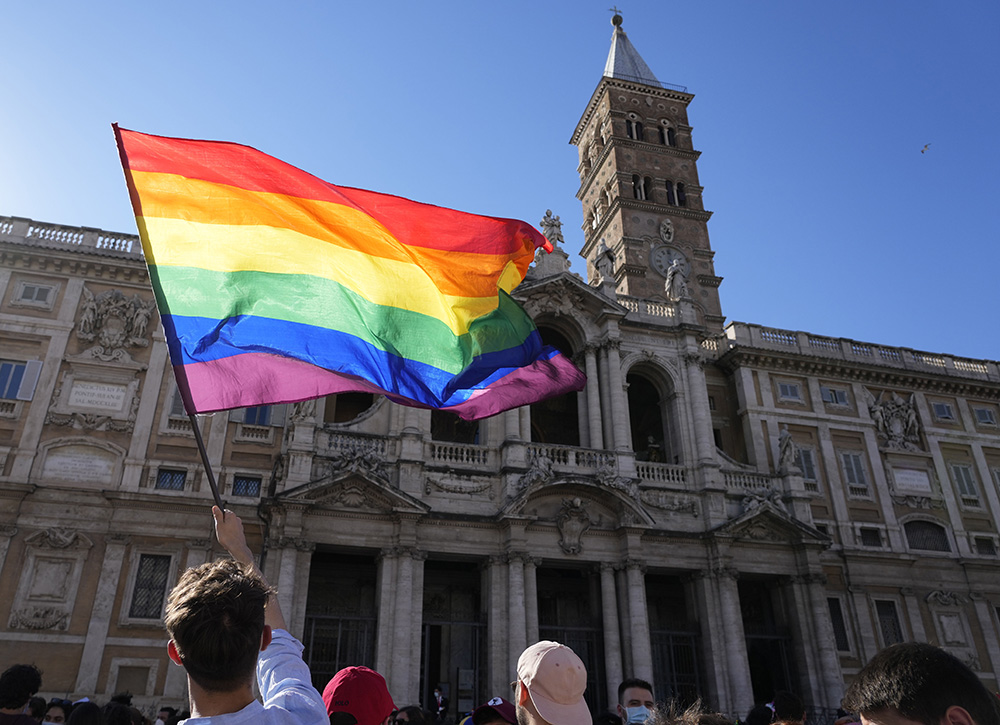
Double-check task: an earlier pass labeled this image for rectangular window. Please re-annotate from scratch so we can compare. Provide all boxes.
[233,475,262,497]
[874,600,904,646]
[777,382,802,401]
[708,396,716,411]
[18,284,51,304]
[796,448,818,482]
[951,463,980,506]
[841,452,869,496]
[860,528,883,547]
[245,406,271,426]
[828,598,851,651]
[0,360,41,401]
[821,386,849,405]
[975,537,997,556]
[932,402,955,420]
[974,407,997,426]
[128,554,172,619]
[155,469,186,491]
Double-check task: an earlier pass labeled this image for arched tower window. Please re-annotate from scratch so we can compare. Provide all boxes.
[676,182,687,207]
[644,177,653,201]
[667,127,677,146]
[665,180,677,206]
[632,174,644,200]
[530,327,579,445]
[627,370,679,464]
[626,119,644,140]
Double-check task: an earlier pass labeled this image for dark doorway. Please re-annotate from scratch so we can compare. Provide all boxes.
[627,373,668,462]
[420,561,486,720]
[647,574,701,704]
[536,567,606,714]
[303,551,378,693]
[739,579,792,702]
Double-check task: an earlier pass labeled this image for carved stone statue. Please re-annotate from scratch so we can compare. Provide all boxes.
[664,257,688,300]
[76,286,157,351]
[866,389,921,451]
[595,242,616,284]
[519,451,554,489]
[290,398,317,422]
[777,425,798,474]
[539,210,564,246]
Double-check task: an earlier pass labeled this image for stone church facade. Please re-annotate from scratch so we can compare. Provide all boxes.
[2,14,1000,721]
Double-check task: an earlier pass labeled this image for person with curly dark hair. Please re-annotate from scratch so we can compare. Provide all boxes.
[0,665,42,725]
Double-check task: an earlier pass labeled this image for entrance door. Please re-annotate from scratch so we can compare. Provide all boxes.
[739,579,792,701]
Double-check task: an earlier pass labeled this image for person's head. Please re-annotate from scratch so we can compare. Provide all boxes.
[323,666,396,725]
[29,696,47,721]
[617,679,655,725]
[515,641,590,725]
[0,664,42,711]
[155,708,176,725]
[472,698,517,725]
[396,707,429,725]
[66,702,103,725]
[842,642,1000,725]
[744,705,774,725]
[102,703,131,725]
[771,693,804,724]
[45,701,73,725]
[164,558,272,693]
[647,700,734,725]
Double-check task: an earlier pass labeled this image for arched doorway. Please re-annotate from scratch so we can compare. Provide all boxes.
[627,369,677,463]
[530,327,579,445]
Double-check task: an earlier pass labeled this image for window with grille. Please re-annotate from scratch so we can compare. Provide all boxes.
[860,528,882,547]
[827,598,850,651]
[951,464,980,507]
[973,407,997,426]
[932,402,955,420]
[233,475,262,497]
[129,554,172,619]
[840,452,869,497]
[821,386,848,405]
[975,537,997,556]
[904,520,950,552]
[155,469,186,491]
[777,382,802,401]
[874,600,904,646]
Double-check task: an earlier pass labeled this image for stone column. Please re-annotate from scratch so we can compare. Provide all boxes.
[407,550,427,704]
[584,345,603,449]
[624,559,653,682]
[390,547,415,700]
[849,587,878,664]
[519,406,531,441]
[900,588,926,641]
[683,350,717,465]
[375,548,399,675]
[714,566,754,715]
[0,526,17,581]
[505,409,520,440]
[599,345,614,450]
[600,563,624,707]
[75,534,129,694]
[122,339,169,491]
[486,555,509,696]
[290,541,316,640]
[605,340,630,451]
[508,552,527,670]
[275,538,300,626]
[524,556,539,646]
[687,570,730,709]
[971,594,1000,690]
[803,574,845,708]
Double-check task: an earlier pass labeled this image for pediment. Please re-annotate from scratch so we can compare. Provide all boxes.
[712,501,829,546]
[514,273,627,320]
[504,476,655,528]
[276,469,430,516]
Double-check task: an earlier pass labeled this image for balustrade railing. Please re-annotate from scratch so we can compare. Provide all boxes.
[428,441,493,467]
[636,461,687,485]
[1,215,142,259]
[526,443,614,470]
[723,469,773,491]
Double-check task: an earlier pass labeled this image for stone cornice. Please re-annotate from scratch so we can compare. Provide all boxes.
[581,200,712,259]
[717,346,1000,398]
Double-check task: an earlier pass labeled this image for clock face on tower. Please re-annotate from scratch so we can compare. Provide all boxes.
[650,245,689,278]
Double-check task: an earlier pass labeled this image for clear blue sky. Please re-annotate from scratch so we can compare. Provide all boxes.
[3,1,998,360]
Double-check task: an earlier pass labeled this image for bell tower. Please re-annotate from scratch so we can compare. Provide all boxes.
[571,12,724,331]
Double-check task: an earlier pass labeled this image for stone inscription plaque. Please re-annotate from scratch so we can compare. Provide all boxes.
[41,445,116,484]
[893,468,932,492]
[69,381,127,411]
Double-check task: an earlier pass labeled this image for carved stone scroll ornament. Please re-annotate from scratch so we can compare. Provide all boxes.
[324,442,387,481]
[639,490,699,516]
[9,606,69,631]
[925,590,967,607]
[595,460,637,497]
[741,488,787,514]
[556,497,592,555]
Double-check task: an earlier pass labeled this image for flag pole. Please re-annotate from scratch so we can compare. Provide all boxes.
[189,414,226,511]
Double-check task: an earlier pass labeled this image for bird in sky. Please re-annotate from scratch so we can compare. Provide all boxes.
[921,143,931,153]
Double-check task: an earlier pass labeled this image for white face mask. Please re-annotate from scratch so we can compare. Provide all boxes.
[43,721,60,725]
[625,706,651,725]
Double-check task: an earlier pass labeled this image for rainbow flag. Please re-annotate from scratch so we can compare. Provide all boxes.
[113,126,585,420]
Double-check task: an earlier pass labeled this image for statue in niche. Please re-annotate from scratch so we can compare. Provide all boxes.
[866,390,921,451]
[539,210,564,246]
[664,258,689,300]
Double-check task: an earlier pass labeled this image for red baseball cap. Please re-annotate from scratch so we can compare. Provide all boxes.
[323,666,396,725]
[472,697,517,725]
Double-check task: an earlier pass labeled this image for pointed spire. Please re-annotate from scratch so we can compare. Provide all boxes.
[603,11,661,87]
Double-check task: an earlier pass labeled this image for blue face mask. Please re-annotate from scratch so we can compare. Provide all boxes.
[625,706,651,725]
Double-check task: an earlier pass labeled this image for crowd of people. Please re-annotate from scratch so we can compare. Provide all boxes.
[3,506,1000,725]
